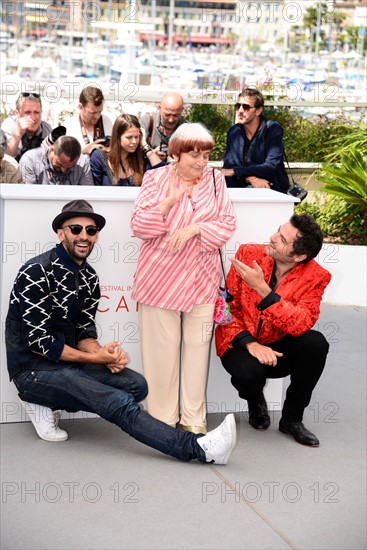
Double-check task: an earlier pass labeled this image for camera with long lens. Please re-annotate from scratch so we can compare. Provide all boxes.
[42,126,67,147]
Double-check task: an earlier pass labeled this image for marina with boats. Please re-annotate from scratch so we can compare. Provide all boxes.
[1,1,366,125]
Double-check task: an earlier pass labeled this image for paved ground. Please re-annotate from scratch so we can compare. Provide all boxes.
[1,304,366,550]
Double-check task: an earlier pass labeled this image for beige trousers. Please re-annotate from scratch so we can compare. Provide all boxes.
[139,303,214,427]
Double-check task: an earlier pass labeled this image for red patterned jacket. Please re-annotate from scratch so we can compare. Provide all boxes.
[215,244,332,358]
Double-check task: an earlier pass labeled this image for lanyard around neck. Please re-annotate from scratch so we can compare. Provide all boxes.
[79,115,103,145]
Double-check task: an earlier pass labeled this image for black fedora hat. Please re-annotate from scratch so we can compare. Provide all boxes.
[52,200,106,233]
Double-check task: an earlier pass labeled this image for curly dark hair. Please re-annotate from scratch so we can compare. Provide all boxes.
[290,214,324,263]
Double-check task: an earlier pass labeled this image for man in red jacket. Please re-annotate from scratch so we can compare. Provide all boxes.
[216,214,332,447]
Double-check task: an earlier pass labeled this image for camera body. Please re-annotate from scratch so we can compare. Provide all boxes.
[100,136,111,147]
[287,183,308,202]
[159,142,168,155]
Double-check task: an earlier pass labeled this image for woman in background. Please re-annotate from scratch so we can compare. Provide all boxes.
[90,114,163,186]
[131,123,236,434]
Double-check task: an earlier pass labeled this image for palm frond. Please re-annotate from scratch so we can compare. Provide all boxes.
[319,148,367,211]
[324,129,367,163]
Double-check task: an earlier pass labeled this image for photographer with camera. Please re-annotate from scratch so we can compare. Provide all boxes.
[139,92,187,164]
[19,135,93,186]
[221,88,290,194]
[63,86,114,156]
[90,114,164,186]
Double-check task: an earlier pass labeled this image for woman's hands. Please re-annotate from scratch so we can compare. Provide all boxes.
[158,163,201,251]
[159,163,185,217]
[167,163,186,204]
[168,224,200,253]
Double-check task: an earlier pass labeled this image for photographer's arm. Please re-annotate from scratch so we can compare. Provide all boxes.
[141,127,166,167]
[81,139,105,155]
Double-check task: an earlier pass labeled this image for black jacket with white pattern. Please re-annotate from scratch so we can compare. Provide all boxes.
[5,243,100,380]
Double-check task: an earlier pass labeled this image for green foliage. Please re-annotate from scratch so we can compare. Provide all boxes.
[323,128,367,162]
[343,27,367,52]
[184,102,233,160]
[297,133,367,245]
[296,195,366,245]
[318,148,367,222]
[303,3,347,29]
[303,3,333,28]
[268,107,364,162]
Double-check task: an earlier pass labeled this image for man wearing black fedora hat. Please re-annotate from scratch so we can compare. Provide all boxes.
[5,200,236,465]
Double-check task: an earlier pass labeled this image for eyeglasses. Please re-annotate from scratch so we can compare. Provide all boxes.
[235,103,256,111]
[20,92,41,99]
[62,224,99,236]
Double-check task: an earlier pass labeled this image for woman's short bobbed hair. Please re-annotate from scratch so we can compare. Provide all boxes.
[168,123,215,158]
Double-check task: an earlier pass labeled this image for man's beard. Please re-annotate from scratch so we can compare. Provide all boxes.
[63,238,94,263]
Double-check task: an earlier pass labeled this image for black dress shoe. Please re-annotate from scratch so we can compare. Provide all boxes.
[279,418,320,447]
[247,394,270,430]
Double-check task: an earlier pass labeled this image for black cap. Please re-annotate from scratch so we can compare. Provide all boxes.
[52,200,106,233]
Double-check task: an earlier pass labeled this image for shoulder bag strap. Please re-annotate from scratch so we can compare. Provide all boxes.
[79,115,90,145]
[283,148,296,185]
[213,168,227,285]
[147,113,155,145]
[264,120,294,187]
[94,117,105,141]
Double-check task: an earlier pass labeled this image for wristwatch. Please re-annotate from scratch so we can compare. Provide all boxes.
[142,144,153,154]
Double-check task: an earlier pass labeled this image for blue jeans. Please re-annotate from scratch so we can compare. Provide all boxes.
[13,364,206,463]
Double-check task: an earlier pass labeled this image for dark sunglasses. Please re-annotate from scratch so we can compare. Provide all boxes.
[235,103,255,111]
[62,224,99,236]
[20,92,41,99]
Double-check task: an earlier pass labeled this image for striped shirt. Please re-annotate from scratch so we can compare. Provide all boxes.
[131,165,236,312]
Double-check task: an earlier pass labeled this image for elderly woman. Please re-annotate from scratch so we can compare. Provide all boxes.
[131,122,236,433]
[0,130,23,183]
[90,114,163,186]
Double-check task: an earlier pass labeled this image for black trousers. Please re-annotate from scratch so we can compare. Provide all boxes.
[220,330,329,423]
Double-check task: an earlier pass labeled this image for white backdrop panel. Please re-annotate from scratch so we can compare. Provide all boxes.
[0,186,296,423]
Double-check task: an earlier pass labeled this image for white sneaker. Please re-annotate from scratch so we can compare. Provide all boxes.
[21,401,68,442]
[197,413,236,465]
